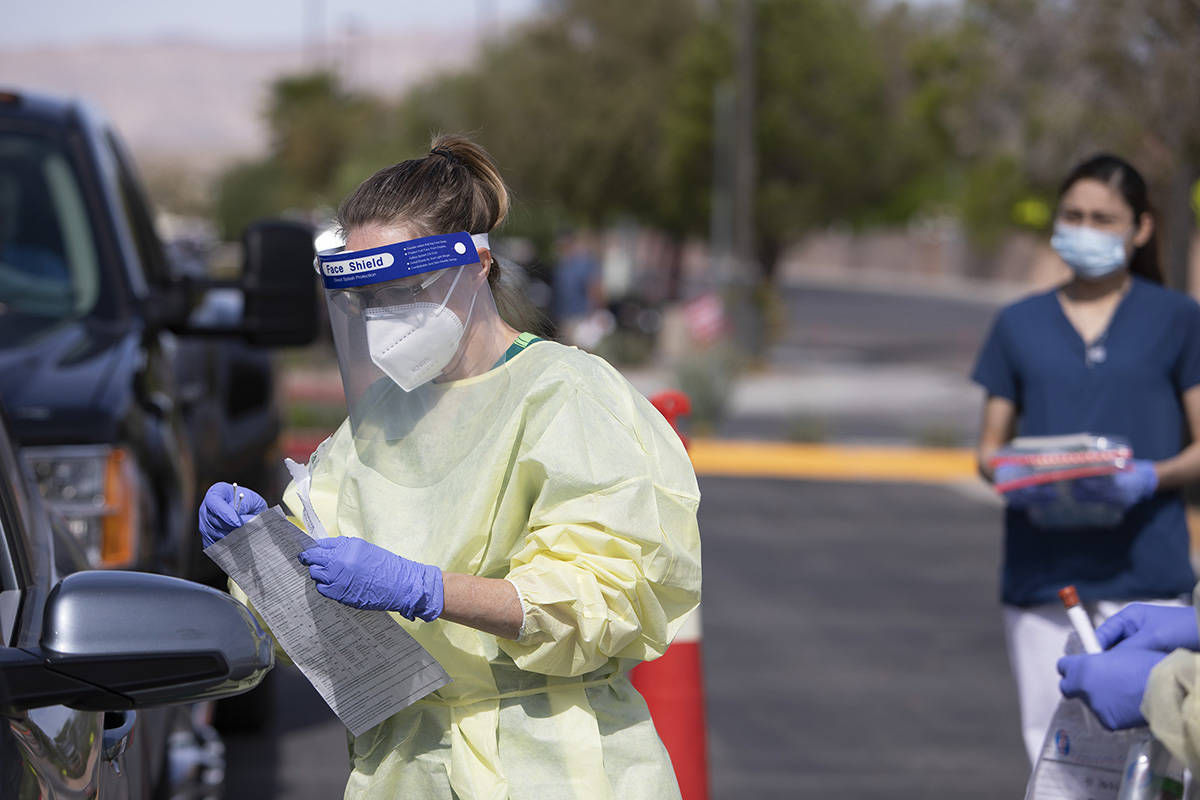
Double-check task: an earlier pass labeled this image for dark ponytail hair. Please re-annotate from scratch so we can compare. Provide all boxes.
[1057,153,1163,285]
[338,134,547,333]
[339,133,508,238]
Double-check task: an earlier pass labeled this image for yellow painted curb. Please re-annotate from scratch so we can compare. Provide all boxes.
[688,439,978,484]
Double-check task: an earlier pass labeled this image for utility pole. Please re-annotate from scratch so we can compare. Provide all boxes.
[476,0,496,42]
[304,0,326,69]
[732,0,756,278]
[710,82,735,288]
[731,0,761,356]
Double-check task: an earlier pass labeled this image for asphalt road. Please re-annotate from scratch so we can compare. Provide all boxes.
[222,667,349,797]
[772,283,1002,373]
[223,474,1029,799]
[700,476,1026,799]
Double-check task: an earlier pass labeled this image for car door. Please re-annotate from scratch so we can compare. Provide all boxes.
[0,411,138,798]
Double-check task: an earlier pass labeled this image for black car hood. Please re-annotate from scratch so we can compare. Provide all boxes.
[0,314,137,445]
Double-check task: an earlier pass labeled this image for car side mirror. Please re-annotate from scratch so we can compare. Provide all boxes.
[0,571,273,711]
[241,219,321,347]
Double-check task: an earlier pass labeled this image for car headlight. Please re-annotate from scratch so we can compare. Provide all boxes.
[21,445,141,568]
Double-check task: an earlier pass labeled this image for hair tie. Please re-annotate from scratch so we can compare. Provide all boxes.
[430,146,459,164]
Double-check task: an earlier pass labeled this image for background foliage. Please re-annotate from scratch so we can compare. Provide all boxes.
[214,0,1200,288]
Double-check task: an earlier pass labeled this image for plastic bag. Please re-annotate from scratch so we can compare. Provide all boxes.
[991,434,1133,529]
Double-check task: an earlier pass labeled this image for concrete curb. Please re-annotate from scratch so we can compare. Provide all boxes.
[282,429,981,485]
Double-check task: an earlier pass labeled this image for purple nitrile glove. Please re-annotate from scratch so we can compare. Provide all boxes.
[199,482,267,549]
[1096,603,1200,653]
[297,536,444,622]
[994,464,1061,510]
[1057,647,1167,730]
[1072,460,1158,509]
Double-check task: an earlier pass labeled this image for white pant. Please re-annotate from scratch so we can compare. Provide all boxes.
[1003,596,1188,766]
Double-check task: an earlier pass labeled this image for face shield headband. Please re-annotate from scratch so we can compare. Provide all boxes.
[316,231,491,290]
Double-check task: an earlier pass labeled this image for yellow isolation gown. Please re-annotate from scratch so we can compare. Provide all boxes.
[275,340,701,800]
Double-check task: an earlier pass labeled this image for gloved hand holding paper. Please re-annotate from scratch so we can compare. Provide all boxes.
[204,506,450,736]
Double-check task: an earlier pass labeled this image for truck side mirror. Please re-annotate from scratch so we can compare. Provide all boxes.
[241,220,321,347]
[0,570,273,711]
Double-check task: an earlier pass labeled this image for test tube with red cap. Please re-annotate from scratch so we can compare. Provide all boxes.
[1059,585,1102,655]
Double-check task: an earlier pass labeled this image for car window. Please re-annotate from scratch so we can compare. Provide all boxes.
[0,132,101,318]
[0,433,27,596]
[0,415,54,647]
[104,131,169,285]
[0,452,28,646]
[0,498,19,645]
[0,501,16,591]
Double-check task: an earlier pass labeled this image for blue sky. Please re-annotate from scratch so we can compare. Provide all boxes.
[1,0,544,48]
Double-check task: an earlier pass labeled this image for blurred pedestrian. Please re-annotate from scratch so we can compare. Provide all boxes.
[552,228,607,347]
[972,153,1200,764]
[198,134,701,799]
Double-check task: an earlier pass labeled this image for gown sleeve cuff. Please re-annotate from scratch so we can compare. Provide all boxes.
[503,577,529,642]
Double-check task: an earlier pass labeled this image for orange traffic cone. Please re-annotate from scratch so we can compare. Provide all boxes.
[634,391,709,800]
[631,608,709,800]
[650,390,692,451]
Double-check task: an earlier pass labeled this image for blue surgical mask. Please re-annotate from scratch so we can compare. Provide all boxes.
[1050,223,1129,279]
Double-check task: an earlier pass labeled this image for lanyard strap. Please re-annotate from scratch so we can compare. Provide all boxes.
[492,332,542,369]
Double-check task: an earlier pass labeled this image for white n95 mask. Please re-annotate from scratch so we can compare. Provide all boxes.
[365,302,465,391]
[363,265,477,392]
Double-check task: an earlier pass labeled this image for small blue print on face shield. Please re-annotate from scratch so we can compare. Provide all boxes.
[316,232,486,290]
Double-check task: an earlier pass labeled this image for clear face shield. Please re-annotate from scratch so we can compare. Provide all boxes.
[332,264,473,392]
[316,232,511,482]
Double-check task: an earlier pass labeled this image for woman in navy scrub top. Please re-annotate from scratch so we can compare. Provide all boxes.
[973,154,1200,765]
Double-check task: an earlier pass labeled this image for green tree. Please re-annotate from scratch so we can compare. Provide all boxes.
[215,71,377,237]
[214,0,956,277]
[214,160,292,240]
[660,0,951,277]
[290,0,707,253]
[268,72,375,199]
[476,0,704,229]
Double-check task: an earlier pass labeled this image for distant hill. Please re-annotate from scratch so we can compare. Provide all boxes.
[0,30,483,174]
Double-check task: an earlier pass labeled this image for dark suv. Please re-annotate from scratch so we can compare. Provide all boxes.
[0,401,274,797]
[0,87,317,785]
[0,87,316,584]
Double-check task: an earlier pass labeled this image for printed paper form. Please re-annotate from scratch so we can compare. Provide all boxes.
[205,507,450,736]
